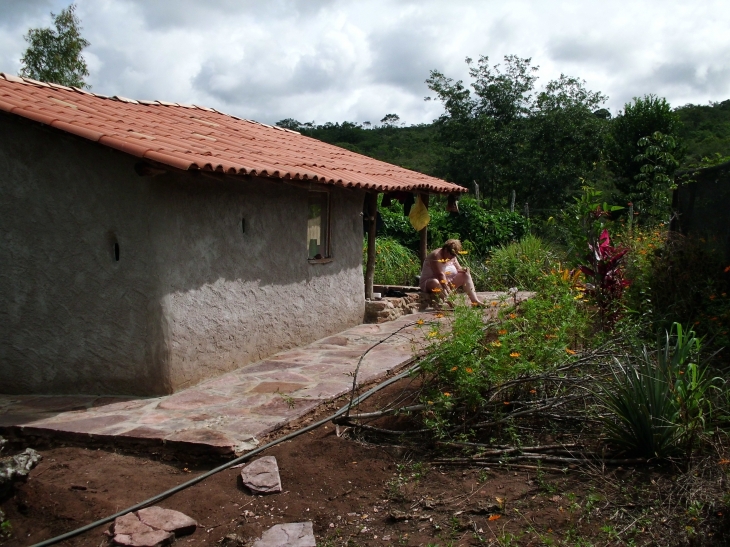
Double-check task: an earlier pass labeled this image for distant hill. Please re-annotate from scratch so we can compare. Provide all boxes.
[278,99,730,183]
[276,120,446,178]
[675,99,730,166]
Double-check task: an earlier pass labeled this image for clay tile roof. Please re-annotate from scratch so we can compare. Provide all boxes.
[0,73,465,194]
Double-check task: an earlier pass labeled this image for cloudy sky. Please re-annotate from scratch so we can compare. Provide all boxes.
[1,0,729,126]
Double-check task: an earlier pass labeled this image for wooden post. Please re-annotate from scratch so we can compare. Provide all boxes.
[364,192,379,300]
[418,193,430,265]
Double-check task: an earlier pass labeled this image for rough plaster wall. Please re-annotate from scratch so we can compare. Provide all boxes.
[0,114,366,395]
[149,175,366,391]
[0,115,169,395]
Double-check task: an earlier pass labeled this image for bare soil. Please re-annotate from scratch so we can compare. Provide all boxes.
[1,379,729,547]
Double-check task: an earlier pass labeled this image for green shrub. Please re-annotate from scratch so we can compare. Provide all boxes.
[418,268,590,438]
[482,235,560,291]
[363,237,421,286]
[378,196,530,256]
[599,323,717,459]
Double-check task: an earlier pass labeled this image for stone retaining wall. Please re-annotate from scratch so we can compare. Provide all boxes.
[363,293,426,323]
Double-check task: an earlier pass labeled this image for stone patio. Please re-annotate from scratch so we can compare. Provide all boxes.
[0,292,530,455]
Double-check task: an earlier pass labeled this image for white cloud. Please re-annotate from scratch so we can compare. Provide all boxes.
[0,0,728,124]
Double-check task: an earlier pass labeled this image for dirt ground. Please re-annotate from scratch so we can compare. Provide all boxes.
[1,379,729,547]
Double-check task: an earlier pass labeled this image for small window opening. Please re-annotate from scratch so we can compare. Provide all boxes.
[307,191,330,259]
[113,242,120,262]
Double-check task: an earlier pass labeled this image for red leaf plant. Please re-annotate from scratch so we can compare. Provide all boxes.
[580,229,631,329]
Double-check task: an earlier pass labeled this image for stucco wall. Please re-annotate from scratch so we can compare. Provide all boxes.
[0,114,366,395]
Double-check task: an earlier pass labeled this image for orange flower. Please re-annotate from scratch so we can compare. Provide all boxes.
[710,295,717,300]
[443,392,451,397]
[434,313,445,318]
[719,459,730,465]
[508,313,517,319]
[491,301,498,307]
[510,352,520,358]
[416,319,424,325]
[724,266,730,273]
[529,389,537,394]
[465,367,473,374]
[488,515,501,521]
[451,366,458,371]
[431,288,442,293]
[565,348,576,355]
[498,329,507,335]
[503,401,510,405]
[439,279,447,284]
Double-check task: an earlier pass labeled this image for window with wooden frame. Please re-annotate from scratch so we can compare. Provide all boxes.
[307,191,331,261]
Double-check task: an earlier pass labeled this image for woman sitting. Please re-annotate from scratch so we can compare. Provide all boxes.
[419,239,484,305]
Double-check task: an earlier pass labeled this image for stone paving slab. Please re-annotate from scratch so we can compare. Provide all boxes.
[0,292,530,454]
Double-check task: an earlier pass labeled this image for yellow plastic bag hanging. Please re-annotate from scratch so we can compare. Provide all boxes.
[408,194,430,231]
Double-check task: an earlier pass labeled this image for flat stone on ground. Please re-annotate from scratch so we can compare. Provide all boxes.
[114,530,173,547]
[240,456,282,494]
[113,513,155,536]
[252,522,315,547]
[137,506,197,535]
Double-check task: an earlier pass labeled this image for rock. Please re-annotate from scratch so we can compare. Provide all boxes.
[0,448,42,485]
[111,507,196,546]
[252,522,315,547]
[113,513,155,536]
[137,506,197,536]
[240,456,282,494]
[114,530,173,547]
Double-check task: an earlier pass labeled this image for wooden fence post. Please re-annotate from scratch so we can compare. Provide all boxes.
[364,192,379,299]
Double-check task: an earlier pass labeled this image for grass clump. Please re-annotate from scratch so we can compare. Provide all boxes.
[363,236,420,286]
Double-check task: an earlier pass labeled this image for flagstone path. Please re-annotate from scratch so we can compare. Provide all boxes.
[0,292,531,455]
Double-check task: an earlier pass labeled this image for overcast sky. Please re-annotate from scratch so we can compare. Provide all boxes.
[1,0,729,126]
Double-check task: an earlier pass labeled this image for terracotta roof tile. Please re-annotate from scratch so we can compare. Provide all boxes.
[0,74,466,194]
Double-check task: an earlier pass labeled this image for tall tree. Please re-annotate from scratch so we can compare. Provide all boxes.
[608,95,683,195]
[20,4,91,89]
[426,55,608,211]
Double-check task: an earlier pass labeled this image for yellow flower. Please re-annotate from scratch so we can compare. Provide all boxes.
[574,294,584,300]
[428,331,438,338]
[443,392,451,397]
[427,400,434,405]
[416,319,424,325]
[431,288,442,293]
[498,329,507,335]
[491,301,498,307]
[438,259,449,263]
[434,313,444,318]
[465,367,473,373]
[439,279,447,284]
[491,341,502,347]
[565,348,576,355]
[510,352,520,358]
[458,250,469,255]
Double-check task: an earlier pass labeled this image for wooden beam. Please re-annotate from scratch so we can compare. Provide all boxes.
[364,192,379,300]
[418,193,430,264]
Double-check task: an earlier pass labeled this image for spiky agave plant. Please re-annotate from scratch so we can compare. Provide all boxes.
[600,324,712,459]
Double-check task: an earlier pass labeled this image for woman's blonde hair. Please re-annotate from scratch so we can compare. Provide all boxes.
[443,239,462,255]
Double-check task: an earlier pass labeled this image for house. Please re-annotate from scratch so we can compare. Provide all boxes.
[0,74,465,396]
